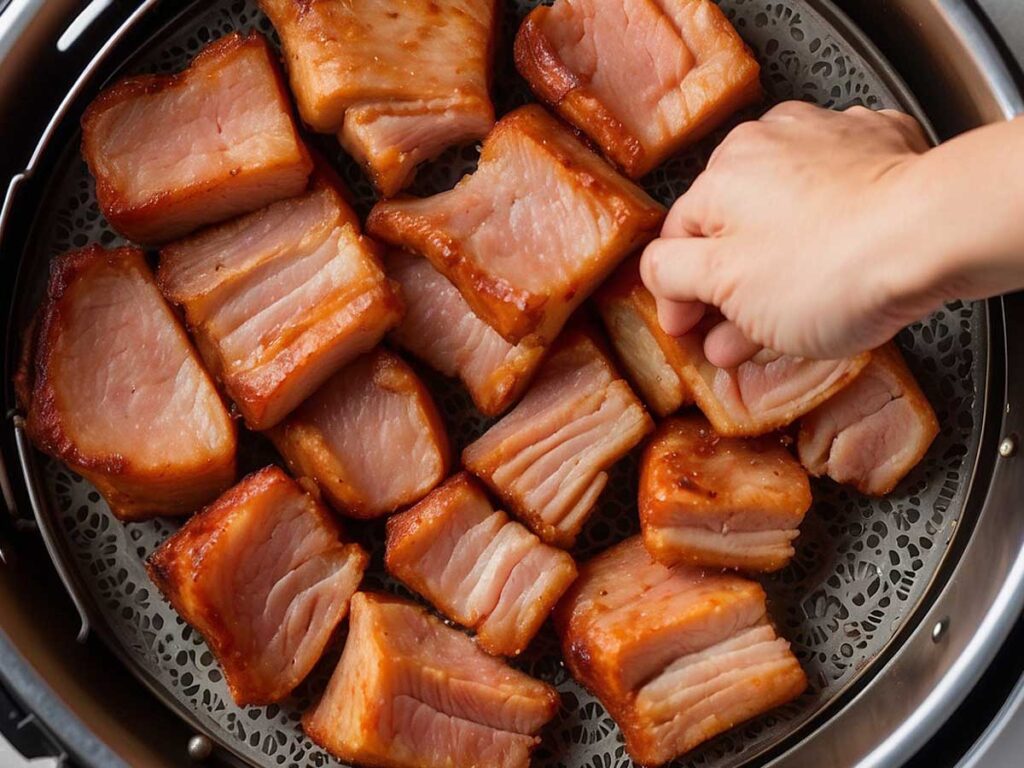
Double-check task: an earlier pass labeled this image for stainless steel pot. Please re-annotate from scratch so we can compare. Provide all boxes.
[0,1,1020,766]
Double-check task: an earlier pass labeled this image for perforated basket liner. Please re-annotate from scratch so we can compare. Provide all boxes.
[19,1,985,766]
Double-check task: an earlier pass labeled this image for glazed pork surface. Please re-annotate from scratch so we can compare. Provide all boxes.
[16,245,236,521]
[268,348,449,518]
[158,176,403,430]
[81,32,312,244]
[515,0,761,178]
[147,466,368,705]
[463,327,653,548]
[639,414,811,572]
[385,473,577,656]
[384,250,546,416]
[596,258,868,434]
[554,537,806,765]
[368,105,665,346]
[798,342,939,495]
[303,592,559,768]
[259,0,496,196]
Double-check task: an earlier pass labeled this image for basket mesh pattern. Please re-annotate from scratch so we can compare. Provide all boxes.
[14,1,985,766]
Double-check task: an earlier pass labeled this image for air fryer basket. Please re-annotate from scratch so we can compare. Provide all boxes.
[0,1,1022,767]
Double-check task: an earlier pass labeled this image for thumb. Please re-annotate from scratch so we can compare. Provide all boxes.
[640,236,722,305]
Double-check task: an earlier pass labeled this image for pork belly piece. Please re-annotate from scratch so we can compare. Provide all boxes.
[596,257,868,434]
[16,246,236,521]
[639,415,811,572]
[463,328,653,548]
[798,342,939,496]
[81,32,312,244]
[368,105,665,345]
[595,255,691,416]
[384,250,546,416]
[259,0,496,196]
[146,466,367,705]
[515,0,761,178]
[554,537,806,766]
[158,177,403,430]
[385,473,577,656]
[268,348,448,518]
[303,592,559,768]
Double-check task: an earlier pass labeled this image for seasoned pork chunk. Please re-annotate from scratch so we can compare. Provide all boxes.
[368,106,665,345]
[385,473,577,656]
[798,342,939,495]
[158,177,403,430]
[16,246,236,520]
[639,415,811,571]
[147,466,367,705]
[259,0,496,196]
[303,592,559,768]
[81,32,312,244]
[385,250,546,416]
[515,0,761,178]
[268,348,448,518]
[595,255,690,416]
[463,328,653,547]
[555,537,806,765]
[596,258,868,434]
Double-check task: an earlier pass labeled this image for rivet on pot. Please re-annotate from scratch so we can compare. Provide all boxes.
[187,735,213,762]
[931,618,949,643]
[999,436,1017,458]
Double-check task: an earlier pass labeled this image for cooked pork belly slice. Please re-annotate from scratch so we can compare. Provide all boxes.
[81,32,312,244]
[798,342,939,495]
[463,329,653,547]
[386,473,577,656]
[596,255,691,416]
[595,259,867,434]
[639,415,811,572]
[554,537,805,766]
[259,0,496,196]
[385,251,546,416]
[340,97,496,198]
[147,466,367,705]
[368,105,665,345]
[17,246,236,520]
[159,178,403,430]
[515,0,761,178]
[303,592,559,768]
[268,348,448,518]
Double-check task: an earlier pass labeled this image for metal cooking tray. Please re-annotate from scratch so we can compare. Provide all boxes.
[0,0,1008,766]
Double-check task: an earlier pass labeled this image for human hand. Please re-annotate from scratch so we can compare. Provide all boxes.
[640,101,947,366]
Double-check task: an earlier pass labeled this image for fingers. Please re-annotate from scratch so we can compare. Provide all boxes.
[878,108,931,152]
[640,237,718,304]
[704,320,761,368]
[656,299,705,337]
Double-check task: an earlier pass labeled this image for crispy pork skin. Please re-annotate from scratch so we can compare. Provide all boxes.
[554,537,806,765]
[367,105,665,345]
[463,328,653,548]
[302,592,559,768]
[259,0,496,196]
[158,177,403,430]
[146,466,367,705]
[384,250,546,416]
[268,348,449,518]
[595,255,691,416]
[639,415,811,572]
[515,0,761,178]
[17,246,236,520]
[596,258,868,435]
[798,342,939,495]
[385,473,577,656]
[81,32,312,244]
